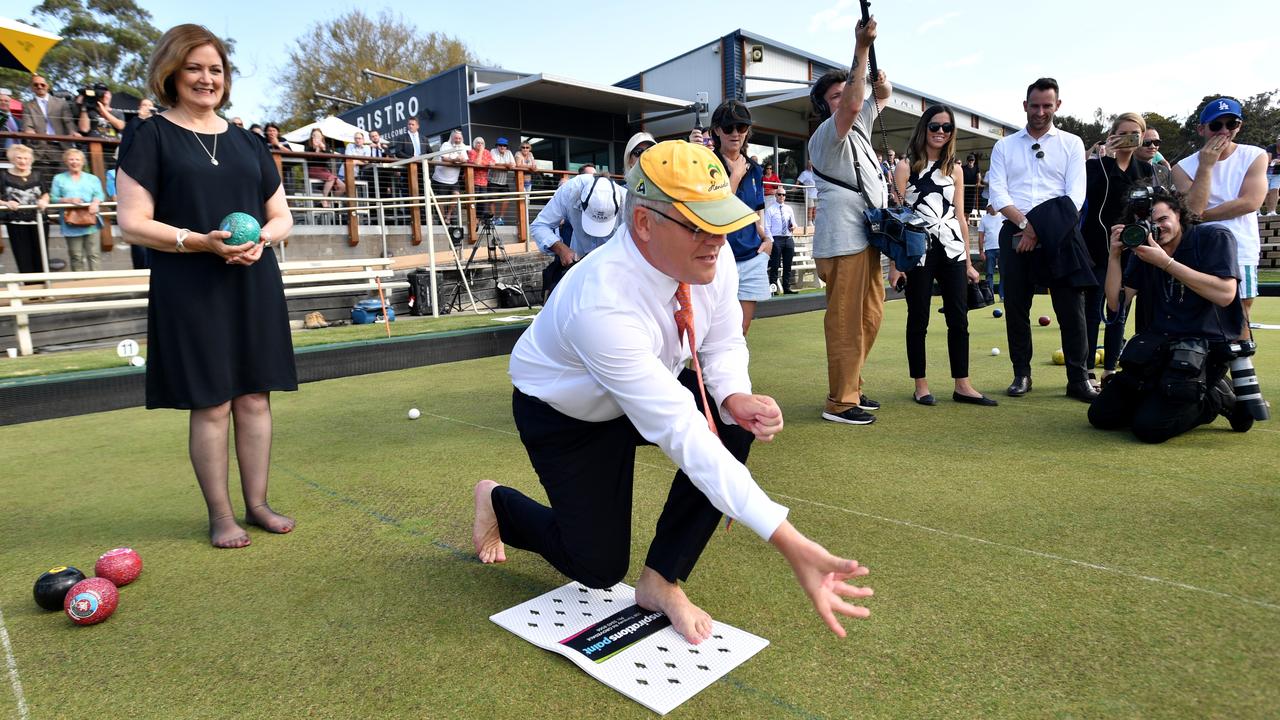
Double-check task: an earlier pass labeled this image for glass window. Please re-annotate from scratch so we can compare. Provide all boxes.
[568,138,613,175]
[775,134,805,184]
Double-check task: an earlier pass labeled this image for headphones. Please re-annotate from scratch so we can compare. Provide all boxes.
[810,84,831,120]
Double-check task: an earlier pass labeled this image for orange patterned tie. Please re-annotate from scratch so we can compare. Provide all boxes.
[675,283,734,531]
[674,282,718,437]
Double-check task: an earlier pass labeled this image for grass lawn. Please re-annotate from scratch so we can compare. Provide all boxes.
[1,296,1276,719]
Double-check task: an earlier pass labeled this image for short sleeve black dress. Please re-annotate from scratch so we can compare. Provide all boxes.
[118,115,297,409]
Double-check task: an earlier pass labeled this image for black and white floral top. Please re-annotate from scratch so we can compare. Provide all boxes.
[904,159,964,265]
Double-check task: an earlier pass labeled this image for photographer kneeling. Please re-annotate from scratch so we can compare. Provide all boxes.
[1088,189,1253,442]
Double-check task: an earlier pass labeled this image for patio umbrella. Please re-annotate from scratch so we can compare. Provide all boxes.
[283,115,365,145]
[0,17,60,73]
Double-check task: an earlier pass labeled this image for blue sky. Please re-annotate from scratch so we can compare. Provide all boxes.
[137,0,1270,129]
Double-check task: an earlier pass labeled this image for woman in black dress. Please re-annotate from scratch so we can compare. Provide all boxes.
[889,105,996,407]
[116,24,297,549]
[1,144,50,276]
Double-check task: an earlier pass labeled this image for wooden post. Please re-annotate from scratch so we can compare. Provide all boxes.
[464,166,477,246]
[87,140,113,251]
[516,168,529,249]
[409,162,422,245]
[345,157,359,246]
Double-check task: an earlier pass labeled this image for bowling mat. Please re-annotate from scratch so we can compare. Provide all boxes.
[1249,323,1280,330]
[490,581,769,715]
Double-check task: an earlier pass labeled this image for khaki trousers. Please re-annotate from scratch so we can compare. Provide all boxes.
[816,249,884,413]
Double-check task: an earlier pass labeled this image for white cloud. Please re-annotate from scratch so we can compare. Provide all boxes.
[809,0,857,33]
[916,11,961,35]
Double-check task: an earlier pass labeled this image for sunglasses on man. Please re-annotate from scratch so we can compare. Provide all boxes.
[927,122,954,134]
[1031,142,1045,160]
[1207,117,1241,132]
[1142,139,1161,148]
[719,123,750,134]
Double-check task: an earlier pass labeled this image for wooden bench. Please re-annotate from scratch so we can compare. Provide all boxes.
[0,258,407,356]
[791,234,823,289]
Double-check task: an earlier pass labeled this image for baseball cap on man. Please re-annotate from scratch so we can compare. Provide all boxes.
[496,137,509,146]
[1199,97,1243,125]
[626,140,757,234]
[579,175,623,237]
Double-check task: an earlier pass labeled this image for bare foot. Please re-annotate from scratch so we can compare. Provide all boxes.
[209,514,251,549]
[245,504,295,534]
[634,566,713,645]
[473,480,506,564]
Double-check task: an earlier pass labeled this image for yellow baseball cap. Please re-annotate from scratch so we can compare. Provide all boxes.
[626,140,757,234]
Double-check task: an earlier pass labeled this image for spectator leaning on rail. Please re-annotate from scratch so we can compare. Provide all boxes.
[487,137,517,222]
[1,88,19,151]
[0,144,51,277]
[50,147,106,272]
[432,129,469,225]
[1087,189,1253,442]
[796,158,817,227]
[807,16,893,427]
[515,140,537,194]
[1173,97,1268,336]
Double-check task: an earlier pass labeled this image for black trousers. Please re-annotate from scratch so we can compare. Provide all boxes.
[491,368,754,588]
[768,235,795,290]
[1088,362,1229,443]
[905,243,970,379]
[998,224,1090,383]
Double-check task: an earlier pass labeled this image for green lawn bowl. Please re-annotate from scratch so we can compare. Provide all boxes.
[219,212,262,246]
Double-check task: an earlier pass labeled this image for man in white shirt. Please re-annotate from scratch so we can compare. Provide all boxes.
[432,129,469,225]
[1173,97,1269,333]
[977,200,1004,301]
[796,159,817,228]
[986,77,1092,401]
[765,187,797,294]
[474,140,874,644]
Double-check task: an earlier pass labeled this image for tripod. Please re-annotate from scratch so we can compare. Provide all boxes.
[447,213,529,312]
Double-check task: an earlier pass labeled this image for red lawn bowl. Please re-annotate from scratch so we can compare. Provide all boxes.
[95,547,142,587]
[64,577,119,626]
[1038,315,1052,327]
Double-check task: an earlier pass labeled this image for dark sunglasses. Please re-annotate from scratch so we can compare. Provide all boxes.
[1142,139,1161,148]
[719,123,750,134]
[629,143,653,159]
[927,122,955,133]
[1207,117,1241,132]
[1031,142,1045,160]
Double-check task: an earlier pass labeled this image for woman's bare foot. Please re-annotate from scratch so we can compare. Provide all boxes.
[245,504,295,534]
[634,567,713,645]
[209,514,251,549]
[473,480,506,564]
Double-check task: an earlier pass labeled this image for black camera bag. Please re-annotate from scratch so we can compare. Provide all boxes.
[1161,337,1209,402]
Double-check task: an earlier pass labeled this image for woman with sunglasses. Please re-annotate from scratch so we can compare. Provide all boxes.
[889,105,995,407]
[1081,113,1154,385]
[710,100,771,335]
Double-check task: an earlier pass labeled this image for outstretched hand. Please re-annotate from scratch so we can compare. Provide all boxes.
[770,522,873,637]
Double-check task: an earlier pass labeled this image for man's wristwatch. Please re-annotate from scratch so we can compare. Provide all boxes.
[1016,219,1028,231]
[175,228,190,253]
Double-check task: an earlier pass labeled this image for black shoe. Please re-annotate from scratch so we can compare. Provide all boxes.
[822,407,877,425]
[953,392,998,406]
[913,393,937,406]
[1065,381,1099,403]
[1215,377,1254,432]
[858,394,880,411]
[1007,376,1032,397]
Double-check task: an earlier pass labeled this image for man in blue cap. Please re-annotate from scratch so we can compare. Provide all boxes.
[488,136,517,221]
[1174,97,1269,334]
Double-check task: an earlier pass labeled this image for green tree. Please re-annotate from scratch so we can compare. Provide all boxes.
[274,9,478,128]
[1142,112,1187,163]
[1054,111,1104,147]
[0,0,162,98]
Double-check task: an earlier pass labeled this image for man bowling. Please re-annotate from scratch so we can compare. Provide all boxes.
[472,140,873,642]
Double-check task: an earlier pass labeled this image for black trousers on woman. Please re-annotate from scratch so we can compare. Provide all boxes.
[905,242,970,379]
[491,368,754,588]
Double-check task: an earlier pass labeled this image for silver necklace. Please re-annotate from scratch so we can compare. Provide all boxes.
[191,128,219,166]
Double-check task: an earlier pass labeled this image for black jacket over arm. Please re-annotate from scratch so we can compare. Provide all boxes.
[1027,195,1097,289]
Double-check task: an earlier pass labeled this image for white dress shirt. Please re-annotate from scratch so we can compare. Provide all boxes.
[764,201,795,237]
[987,124,1086,216]
[509,227,789,540]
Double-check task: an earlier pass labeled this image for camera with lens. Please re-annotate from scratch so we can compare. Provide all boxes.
[74,82,110,128]
[1119,186,1157,248]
